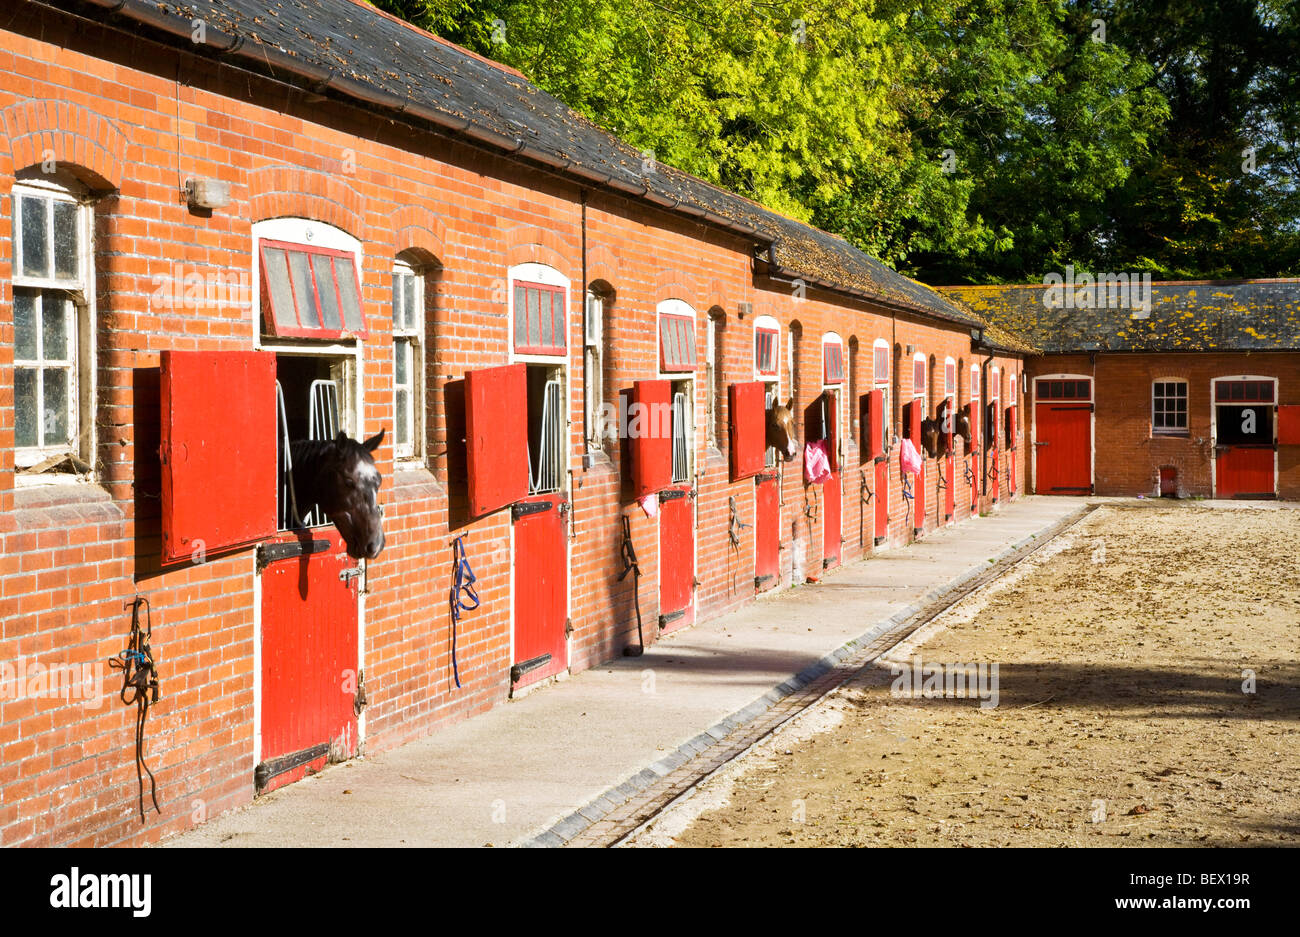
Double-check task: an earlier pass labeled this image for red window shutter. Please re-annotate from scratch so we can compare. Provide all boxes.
[905,399,922,445]
[1279,405,1300,444]
[1005,404,1017,449]
[729,381,767,481]
[659,314,696,372]
[970,396,981,448]
[867,389,883,460]
[632,379,673,497]
[465,363,530,516]
[160,350,277,564]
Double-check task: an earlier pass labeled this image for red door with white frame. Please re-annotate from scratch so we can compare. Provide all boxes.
[160,350,362,794]
[1033,377,1092,493]
[465,362,570,689]
[1214,379,1276,498]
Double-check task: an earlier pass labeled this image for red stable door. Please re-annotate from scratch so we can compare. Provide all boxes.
[466,363,570,689]
[905,400,924,534]
[159,351,363,795]
[1005,405,1018,496]
[754,474,780,591]
[259,527,360,793]
[635,379,694,631]
[1034,381,1092,494]
[865,389,889,544]
[1214,381,1277,498]
[729,382,778,592]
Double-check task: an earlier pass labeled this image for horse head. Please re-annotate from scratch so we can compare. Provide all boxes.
[919,418,941,459]
[766,397,799,461]
[290,429,387,560]
[956,404,973,450]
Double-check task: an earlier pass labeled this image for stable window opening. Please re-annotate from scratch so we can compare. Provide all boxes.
[274,353,354,529]
[527,364,566,495]
[670,379,694,484]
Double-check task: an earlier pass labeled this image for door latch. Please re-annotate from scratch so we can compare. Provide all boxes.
[340,566,364,584]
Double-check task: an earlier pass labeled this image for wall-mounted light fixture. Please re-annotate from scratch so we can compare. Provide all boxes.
[184,178,232,212]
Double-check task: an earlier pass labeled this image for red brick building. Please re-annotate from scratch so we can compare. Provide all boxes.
[942,281,1300,500]
[0,0,1111,849]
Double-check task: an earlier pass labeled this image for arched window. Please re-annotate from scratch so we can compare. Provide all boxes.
[872,338,890,453]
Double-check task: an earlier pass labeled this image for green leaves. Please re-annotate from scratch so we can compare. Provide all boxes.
[370,0,1300,284]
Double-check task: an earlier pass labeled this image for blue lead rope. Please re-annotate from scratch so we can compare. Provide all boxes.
[901,472,915,526]
[449,536,479,689]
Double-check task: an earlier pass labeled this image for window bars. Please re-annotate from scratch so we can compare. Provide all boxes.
[528,378,564,495]
[671,391,689,483]
[275,381,297,531]
[301,379,342,526]
[764,385,778,468]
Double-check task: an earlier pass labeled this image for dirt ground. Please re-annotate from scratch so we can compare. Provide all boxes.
[632,504,1300,847]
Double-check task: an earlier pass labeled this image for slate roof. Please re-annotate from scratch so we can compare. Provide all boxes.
[939,280,1300,353]
[62,0,986,330]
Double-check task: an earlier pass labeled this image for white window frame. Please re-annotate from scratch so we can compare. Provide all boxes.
[12,177,95,477]
[252,218,365,443]
[584,289,606,451]
[392,257,425,461]
[873,338,890,453]
[1152,378,1189,436]
[823,332,846,463]
[705,311,720,450]
[657,299,697,482]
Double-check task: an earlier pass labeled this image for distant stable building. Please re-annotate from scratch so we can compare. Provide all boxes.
[940,280,1300,500]
[0,0,1287,848]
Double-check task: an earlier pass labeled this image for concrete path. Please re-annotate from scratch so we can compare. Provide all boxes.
[162,495,1089,848]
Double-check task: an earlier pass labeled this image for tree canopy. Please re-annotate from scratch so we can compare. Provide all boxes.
[372,0,1300,284]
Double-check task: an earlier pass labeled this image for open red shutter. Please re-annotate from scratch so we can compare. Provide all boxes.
[1005,404,1017,449]
[632,379,673,497]
[160,350,277,564]
[867,389,883,460]
[905,399,922,447]
[729,381,766,481]
[1279,405,1300,444]
[465,363,529,516]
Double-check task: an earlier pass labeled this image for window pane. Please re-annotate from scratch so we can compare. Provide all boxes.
[42,293,68,361]
[551,290,565,348]
[53,200,78,281]
[396,389,410,447]
[263,248,297,331]
[20,195,49,278]
[526,288,540,348]
[313,254,342,330]
[514,285,526,348]
[43,367,70,444]
[287,251,318,329]
[391,273,403,326]
[15,368,38,447]
[14,290,37,360]
[403,275,416,330]
[334,256,363,331]
[394,338,408,384]
[536,289,552,348]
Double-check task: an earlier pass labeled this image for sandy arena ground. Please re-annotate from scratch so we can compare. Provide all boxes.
[628,504,1300,847]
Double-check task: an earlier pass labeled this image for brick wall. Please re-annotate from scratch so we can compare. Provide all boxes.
[0,7,1025,846]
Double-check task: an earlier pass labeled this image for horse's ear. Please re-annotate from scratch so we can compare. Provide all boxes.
[784,397,794,411]
[363,428,385,452]
[336,430,348,443]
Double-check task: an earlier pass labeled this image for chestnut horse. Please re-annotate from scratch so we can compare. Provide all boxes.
[766,397,799,460]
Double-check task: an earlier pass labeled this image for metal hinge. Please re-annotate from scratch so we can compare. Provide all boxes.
[512,500,553,520]
[353,669,368,715]
[256,538,330,572]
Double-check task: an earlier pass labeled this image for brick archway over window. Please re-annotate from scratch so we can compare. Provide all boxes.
[0,99,127,191]
[249,165,364,237]
[503,224,576,279]
[392,204,452,267]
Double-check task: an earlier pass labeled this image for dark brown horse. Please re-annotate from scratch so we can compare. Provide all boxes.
[767,397,798,461]
[920,417,947,459]
[956,404,974,450]
[290,429,387,560]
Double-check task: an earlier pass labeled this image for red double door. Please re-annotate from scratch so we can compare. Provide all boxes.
[1034,384,1092,494]
[466,364,569,688]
